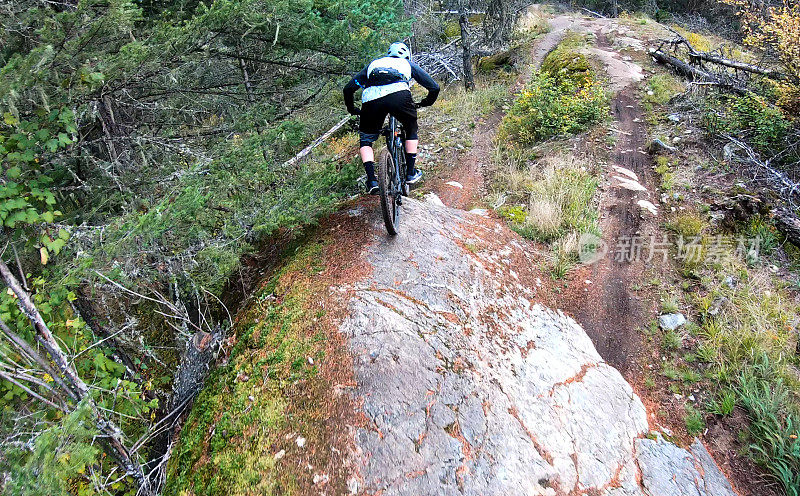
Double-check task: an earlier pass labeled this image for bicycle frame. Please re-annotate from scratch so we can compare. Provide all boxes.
[384,116,407,198]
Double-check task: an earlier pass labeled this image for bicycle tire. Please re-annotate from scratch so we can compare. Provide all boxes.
[377,147,399,235]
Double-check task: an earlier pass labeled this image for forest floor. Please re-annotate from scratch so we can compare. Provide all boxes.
[167,6,797,496]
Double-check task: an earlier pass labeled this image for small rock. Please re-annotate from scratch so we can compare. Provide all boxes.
[425,193,445,207]
[313,473,329,485]
[659,313,686,331]
[708,297,728,316]
[274,449,286,460]
[296,436,306,448]
[689,394,696,402]
[722,276,737,288]
[667,114,681,123]
[647,90,654,96]
[648,138,676,153]
[671,136,681,144]
[638,200,658,216]
[468,208,489,217]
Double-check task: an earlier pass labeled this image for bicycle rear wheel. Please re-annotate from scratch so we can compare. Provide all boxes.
[377,147,400,235]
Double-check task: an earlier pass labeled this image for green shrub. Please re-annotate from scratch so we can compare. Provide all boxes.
[501,40,607,146]
[6,402,99,496]
[501,71,608,145]
[703,95,792,157]
[737,360,800,495]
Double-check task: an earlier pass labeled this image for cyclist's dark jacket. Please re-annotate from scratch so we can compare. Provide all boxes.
[343,58,440,113]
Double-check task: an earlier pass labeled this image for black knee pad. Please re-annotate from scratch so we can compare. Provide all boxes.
[359,131,380,148]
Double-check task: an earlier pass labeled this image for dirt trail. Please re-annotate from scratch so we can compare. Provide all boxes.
[562,88,655,376]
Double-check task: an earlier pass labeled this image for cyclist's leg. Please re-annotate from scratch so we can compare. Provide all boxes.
[359,99,388,189]
[387,90,420,180]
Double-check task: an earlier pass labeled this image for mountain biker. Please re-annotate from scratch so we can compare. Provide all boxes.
[343,42,440,194]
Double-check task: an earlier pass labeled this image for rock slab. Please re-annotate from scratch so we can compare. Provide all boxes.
[338,199,737,495]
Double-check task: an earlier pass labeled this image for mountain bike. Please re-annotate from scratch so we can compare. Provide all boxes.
[376,116,410,235]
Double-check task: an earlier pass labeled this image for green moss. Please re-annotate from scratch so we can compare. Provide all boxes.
[477,50,514,74]
[164,241,330,496]
[541,34,593,87]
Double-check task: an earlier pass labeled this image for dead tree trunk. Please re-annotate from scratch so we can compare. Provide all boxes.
[649,48,749,95]
[146,329,220,491]
[483,0,514,47]
[774,208,800,248]
[459,10,475,91]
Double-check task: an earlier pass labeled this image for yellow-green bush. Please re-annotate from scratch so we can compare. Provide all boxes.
[500,72,608,144]
[501,39,607,145]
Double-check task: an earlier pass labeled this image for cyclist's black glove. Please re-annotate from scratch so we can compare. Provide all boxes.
[348,107,361,116]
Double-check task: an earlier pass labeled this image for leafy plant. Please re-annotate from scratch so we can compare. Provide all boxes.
[708,390,737,416]
[736,360,800,494]
[685,404,707,436]
[663,329,683,351]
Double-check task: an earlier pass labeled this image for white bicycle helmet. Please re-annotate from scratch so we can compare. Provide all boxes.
[387,42,411,61]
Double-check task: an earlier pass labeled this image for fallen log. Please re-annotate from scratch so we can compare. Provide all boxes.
[723,135,800,203]
[283,115,350,168]
[649,48,748,95]
[663,26,792,83]
[692,51,790,82]
[773,207,800,248]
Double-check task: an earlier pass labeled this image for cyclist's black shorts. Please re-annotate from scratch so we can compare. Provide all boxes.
[359,90,418,148]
